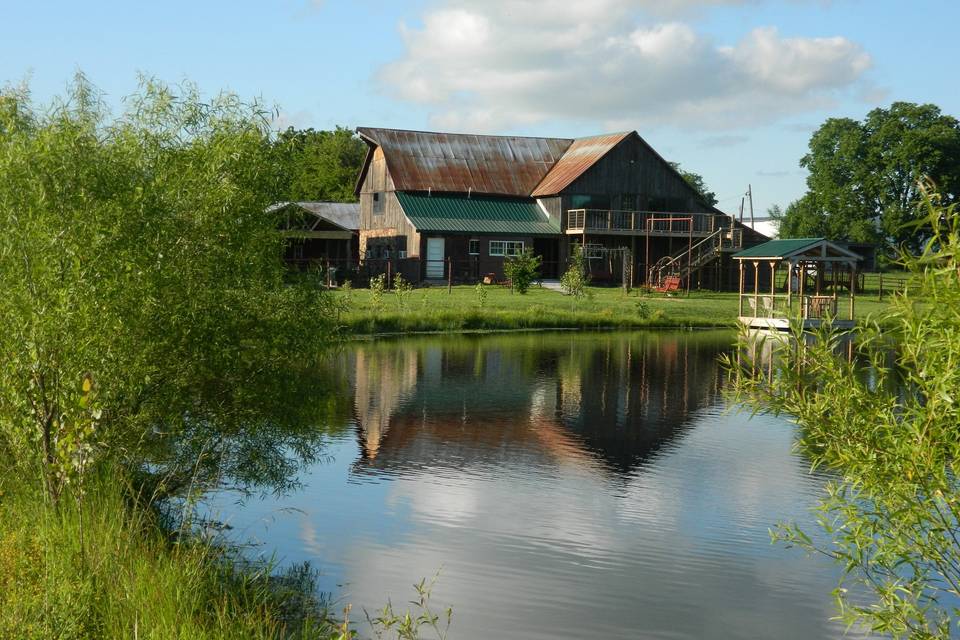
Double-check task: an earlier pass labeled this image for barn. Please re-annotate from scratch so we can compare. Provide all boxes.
[355,127,765,287]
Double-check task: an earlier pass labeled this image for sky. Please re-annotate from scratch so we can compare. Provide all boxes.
[1,0,957,215]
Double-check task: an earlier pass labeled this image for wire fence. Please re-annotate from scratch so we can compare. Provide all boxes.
[284,257,565,289]
[288,255,917,300]
[768,269,919,299]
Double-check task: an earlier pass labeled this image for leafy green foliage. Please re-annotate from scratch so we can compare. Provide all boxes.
[474,282,488,308]
[365,573,452,640]
[503,249,541,294]
[0,75,338,502]
[780,102,960,253]
[393,274,413,309]
[727,184,960,638]
[561,245,591,299]
[272,126,366,203]
[369,274,387,311]
[670,162,718,207]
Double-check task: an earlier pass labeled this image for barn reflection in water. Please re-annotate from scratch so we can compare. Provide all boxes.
[347,332,731,480]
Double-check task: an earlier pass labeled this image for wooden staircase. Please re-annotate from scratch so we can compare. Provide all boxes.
[647,227,743,289]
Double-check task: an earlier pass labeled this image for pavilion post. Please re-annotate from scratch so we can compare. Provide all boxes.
[849,261,856,320]
[753,260,759,316]
[786,260,793,314]
[738,260,744,316]
[769,261,776,314]
[798,262,806,318]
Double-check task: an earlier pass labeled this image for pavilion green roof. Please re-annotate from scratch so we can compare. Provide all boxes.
[733,238,826,259]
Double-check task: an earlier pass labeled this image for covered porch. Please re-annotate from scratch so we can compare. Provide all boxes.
[733,238,863,331]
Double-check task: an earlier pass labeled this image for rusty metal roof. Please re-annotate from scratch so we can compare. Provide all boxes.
[531,132,632,196]
[357,127,573,196]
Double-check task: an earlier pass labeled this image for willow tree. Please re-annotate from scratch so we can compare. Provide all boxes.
[0,76,339,502]
[728,183,960,638]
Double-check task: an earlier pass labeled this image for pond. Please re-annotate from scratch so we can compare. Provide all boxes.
[204,330,866,640]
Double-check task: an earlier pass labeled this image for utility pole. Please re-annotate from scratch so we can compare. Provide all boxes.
[747,184,754,229]
[739,196,745,225]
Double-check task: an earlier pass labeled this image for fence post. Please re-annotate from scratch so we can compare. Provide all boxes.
[447,257,452,294]
[878,272,883,301]
[386,260,392,289]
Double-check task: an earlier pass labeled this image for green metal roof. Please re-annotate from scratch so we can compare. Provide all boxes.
[396,192,560,235]
[733,238,825,259]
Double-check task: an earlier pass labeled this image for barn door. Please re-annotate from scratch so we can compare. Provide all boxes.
[426,237,445,279]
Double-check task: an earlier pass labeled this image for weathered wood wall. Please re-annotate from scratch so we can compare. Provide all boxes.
[358,147,421,257]
[562,134,716,215]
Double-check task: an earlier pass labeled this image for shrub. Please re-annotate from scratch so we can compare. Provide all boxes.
[475,282,488,308]
[726,183,960,638]
[370,274,387,310]
[503,249,541,294]
[393,274,414,309]
[561,245,591,299]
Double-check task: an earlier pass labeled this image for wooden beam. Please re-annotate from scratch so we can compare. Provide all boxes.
[738,260,744,316]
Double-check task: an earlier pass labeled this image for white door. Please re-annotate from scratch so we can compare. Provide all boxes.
[426,237,445,279]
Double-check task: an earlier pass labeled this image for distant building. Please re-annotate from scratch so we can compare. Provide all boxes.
[743,216,780,239]
[354,127,766,286]
[269,201,360,267]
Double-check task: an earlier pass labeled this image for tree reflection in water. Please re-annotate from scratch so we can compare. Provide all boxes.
[141,352,354,500]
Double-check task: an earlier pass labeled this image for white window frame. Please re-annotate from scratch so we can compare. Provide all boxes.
[468,239,480,255]
[489,240,524,257]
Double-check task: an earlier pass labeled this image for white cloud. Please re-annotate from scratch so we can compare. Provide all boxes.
[377,0,872,132]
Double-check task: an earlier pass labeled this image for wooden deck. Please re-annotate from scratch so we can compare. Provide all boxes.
[566,209,722,236]
[738,316,856,332]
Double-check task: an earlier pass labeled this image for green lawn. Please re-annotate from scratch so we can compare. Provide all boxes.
[336,284,898,335]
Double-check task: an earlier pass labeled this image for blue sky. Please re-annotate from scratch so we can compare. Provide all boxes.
[2,1,956,215]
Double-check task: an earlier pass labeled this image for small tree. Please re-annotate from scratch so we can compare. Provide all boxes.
[474,282,488,308]
[369,274,387,311]
[393,273,413,309]
[0,76,338,502]
[561,245,591,299]
[503,249,541,294]
[726,183,960,638]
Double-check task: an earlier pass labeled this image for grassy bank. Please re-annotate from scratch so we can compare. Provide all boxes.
[0,473,338,640]
[336,285,897,335]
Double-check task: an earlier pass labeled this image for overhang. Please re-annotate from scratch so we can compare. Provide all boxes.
[396,192,560,235]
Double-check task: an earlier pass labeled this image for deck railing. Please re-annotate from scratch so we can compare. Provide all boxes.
[566,209,721,235]
[740,293,843,320]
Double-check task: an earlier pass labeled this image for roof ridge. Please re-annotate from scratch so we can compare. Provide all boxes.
[357,126,574,144]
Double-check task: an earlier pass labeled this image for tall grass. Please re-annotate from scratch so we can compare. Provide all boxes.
[0,470,338,640]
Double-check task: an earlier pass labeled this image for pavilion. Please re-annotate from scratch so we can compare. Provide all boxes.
[732,238,863,331]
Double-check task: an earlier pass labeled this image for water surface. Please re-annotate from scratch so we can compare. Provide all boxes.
[206,331,863,639]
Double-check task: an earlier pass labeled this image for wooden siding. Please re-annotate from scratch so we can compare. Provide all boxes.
[562,134,716,214]
[538,197,562,225]
[358,147,421,257]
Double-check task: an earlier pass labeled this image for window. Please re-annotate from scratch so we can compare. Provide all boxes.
[468,239,480,255]
[570,194,611,210]
[289,240,305,260]
[489,240,524,257]
[372,192,385,214]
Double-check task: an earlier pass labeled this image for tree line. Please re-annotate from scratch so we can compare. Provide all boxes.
[774,102,960,257]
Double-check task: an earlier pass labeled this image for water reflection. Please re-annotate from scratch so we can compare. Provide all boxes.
[204,330,868,640]
[351,332,726,478]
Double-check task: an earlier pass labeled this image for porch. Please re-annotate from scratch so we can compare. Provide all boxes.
[565,209,723,236]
